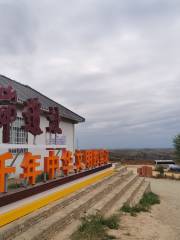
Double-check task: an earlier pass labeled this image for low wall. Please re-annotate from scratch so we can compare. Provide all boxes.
[0,164,112,207]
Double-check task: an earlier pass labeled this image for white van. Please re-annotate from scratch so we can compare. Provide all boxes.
[154,160,175,169]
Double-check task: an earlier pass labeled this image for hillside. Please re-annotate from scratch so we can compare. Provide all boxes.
[109,148,174,164]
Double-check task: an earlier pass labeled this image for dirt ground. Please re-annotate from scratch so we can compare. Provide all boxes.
[109,178,180,240]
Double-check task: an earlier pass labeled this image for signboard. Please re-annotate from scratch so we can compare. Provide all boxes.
[47,135,66,145]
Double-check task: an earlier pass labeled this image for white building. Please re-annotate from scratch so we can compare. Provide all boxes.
[0,75,85,175]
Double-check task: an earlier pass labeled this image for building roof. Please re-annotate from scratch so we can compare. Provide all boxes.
[0,75,85,123]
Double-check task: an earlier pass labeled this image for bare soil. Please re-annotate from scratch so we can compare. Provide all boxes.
[109,178,180,240]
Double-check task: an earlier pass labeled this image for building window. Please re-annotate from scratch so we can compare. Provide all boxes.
[9,117,28,154]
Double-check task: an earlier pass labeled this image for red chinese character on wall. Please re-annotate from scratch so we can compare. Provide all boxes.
[103,150,109,164]
[46,107,62,134]
[99,150,108,165]
[0,85,17,143]
[83,150,93,169]
[0,85,17,102]
[92,150,100,167]
[74,150,84,172]
[44,151,59,179]
[22,98,43,136]
[61,150,73,175]
[0,152,16,192]
[20,152,42,185]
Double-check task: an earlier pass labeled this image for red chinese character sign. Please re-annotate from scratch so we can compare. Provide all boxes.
[46,107,62,134]
[61,150,73,175]
[44,151,59,179]
[74,150,84,172]
[0,152,15,192]
[0,85,17,102]
[83,150,93,169]
[0,85,17,143]
[20,152,42,185]
[22,98,43,142]
[0,149,109,192]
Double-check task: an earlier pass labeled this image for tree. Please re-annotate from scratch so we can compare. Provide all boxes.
[173,134,180,163]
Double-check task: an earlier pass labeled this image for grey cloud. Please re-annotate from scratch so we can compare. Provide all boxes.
[0,0,180,148]
[0,1,37,55]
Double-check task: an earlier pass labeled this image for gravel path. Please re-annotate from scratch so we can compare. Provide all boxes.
[109,178,180,240]
[150,178,180,238]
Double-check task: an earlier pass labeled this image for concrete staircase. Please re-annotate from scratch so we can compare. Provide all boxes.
[0,167,150,240]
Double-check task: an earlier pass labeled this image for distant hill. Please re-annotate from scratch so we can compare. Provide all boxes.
[109,148,174,163]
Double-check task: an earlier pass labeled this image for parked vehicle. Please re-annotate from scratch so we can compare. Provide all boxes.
[168,164,180,172]
[154,160,175,169]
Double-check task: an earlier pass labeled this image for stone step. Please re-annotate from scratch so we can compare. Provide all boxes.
[53,176,146,240]
[90,175,140,215]
[56,178,151,240]
[104,177,146,216]
[125,177,145,206]
[52,219,81,240]
[129,180,151,207]
[10,171,133,240]
[0,167,129,240]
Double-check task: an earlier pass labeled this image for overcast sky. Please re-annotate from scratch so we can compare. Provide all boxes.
[0,0,180,149]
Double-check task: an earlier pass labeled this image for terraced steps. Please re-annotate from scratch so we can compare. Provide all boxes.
[129,180,151,207]
[0,167,128,240]
[0,168,151,240]
[105,178,150,216]
[53,176,150,240]
[13,172,132,240]
[88,174,139,215]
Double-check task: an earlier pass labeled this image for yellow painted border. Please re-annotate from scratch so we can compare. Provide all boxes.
[0,168,114,227]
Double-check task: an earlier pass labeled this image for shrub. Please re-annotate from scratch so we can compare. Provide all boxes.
[71,213,119,240]
[173,134,180,163]
[36,173,49,183]
[121,192,160,216]
[102,214,119,229]
[121,203,148,216]
[156,166,164,176]
[8,182,21,189]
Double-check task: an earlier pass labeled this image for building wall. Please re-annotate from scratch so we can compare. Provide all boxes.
[27,113,75,152]
[0,107,76,177]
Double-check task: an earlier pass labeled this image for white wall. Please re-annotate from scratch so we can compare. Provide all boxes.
[0,108,76,177]
[28,114,75,151]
